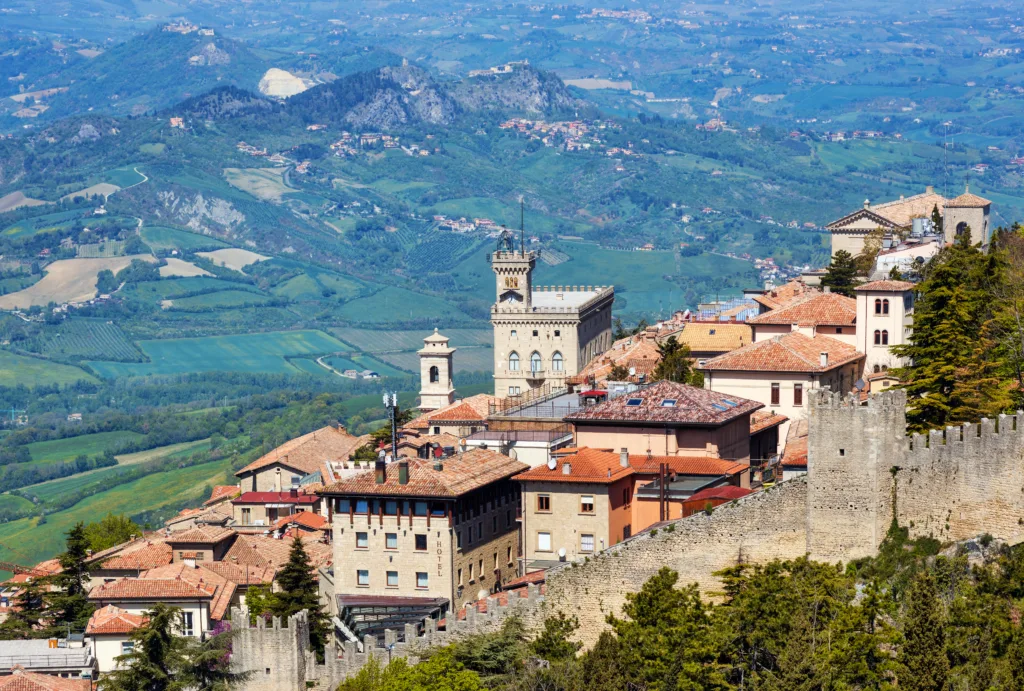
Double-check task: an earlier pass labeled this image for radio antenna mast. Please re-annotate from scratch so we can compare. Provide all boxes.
[520,197,525,253]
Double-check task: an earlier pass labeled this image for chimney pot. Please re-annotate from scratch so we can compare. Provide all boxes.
[820,352,828,367]
[562,462,571,475]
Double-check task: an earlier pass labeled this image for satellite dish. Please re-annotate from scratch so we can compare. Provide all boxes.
[547,457,557,470]
[557,547,567,560]
[508,448,518,460]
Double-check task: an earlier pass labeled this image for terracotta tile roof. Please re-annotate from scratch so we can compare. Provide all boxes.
[166,526,235,545]
[515,447,634,484]
[662,322,752,354]
[868,191,948,226]
[199,562,277,585]
[205,485,240,506]
[629,454,749,477]
[222,534,331,572]
[88,578,215,602]
[0,669,90,691]
[701,332,864,373]
[86,604,147,635]
[687,485,752,502]
[781,418,808,468]
[405,394,496,430]
[502,570,546,588]
[140,562,235,620]
[855,280,915,292]
[750,411,788,435]
[566,381,762,426]
[752,280,819,311]
[272,511,329,531]
[747,292,856,326]
[944,191,991,208]
[232,491,318,505]
[397,433,462,456]
[97,540,173,572]
[320,448,528,498]
[571,338,661,385]
[450,583,547,622]
[236,425,368,477]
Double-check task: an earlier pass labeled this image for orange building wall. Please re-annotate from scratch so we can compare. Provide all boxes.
[574,416,753,463]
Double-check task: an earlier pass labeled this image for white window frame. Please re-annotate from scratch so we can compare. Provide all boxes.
[537,531,551,552]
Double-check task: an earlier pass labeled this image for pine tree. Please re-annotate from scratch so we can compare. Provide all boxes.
[931,204,944,237]
[652,337,703,386]
[272,536,329,660]
[821,250,858,297]
[893,232,1006,432]
[47,522,95,635]
[177,626,251,691]
[899,571,949,691]
[98,603,184,691]
[530,611,582,662]
[0,576,46,640]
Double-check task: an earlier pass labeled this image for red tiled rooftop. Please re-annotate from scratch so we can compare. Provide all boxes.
[565,380,762,426]
[236,425,368,477]
[98,541,173,572]
[0,669,90,691]
[166,526,235,544]
[232,491,318,505]
[700,332,864,373]
[405,394,496,430]
[272,511,329,532]
[629,454,749,477]
[781,418,808,468]
[515,447,634,484]
[751,280,819,311]
[86,604,147,635]
[320,448,527,498]
[141,562,235,620]
[750,411,788,434]
[854,280,915,292]
[747,292,856,326]
[944,191,991,208]
[687,485,752,502]
[88,578,215,602]
[204,485,240,505]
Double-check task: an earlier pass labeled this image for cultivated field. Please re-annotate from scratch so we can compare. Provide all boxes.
[336,286,469,324]
[141,226,228,252]
[224,168,294,202]
[60,183,120,202]
[42,318,142,362]
[0,351,96,387]
[114,438,212,465]
[159,258,212,278]
[196,248,270,272]
[0,458,233,574]
[334,327,491,352]
[27,431,144,465]
[375,347,493,374]
[168,289,270,310]
[85,329,348,378]
[0,191,49,213]
[0,255,158,309]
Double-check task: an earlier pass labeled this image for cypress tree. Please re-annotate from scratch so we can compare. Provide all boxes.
[899,571,948,691]
[273,536,329,660]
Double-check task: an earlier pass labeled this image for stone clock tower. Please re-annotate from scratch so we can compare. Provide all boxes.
[418,329,456,412]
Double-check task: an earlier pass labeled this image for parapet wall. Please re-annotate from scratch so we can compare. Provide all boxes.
[543,479,808,645]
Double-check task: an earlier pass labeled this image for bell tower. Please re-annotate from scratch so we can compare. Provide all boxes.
[418,329,456,412]
[490,244,536,309]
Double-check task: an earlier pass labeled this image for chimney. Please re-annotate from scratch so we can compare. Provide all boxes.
[374,458,386,484]
[620,448,629,468]
[863,199,870,209]
[290,487,298,498]
[823,286,831,294]
[562,462,572,475]
[433,460,443,471]
[926,185,934,194]
[398,459,409,485]
[820,352,828,368]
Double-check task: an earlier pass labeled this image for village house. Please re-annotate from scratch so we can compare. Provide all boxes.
[318,449,527,638]
[403,394,495,437]
[235,424,369,493]
[231,489,320,530]
[86,605,147,676]
[564,380,763,463]
[657,322,753,366]
[87,579,216,640]
[746,291,858,345]
[0,667,90,690]
[853,280,915,374]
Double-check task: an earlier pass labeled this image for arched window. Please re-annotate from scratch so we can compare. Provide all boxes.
[874,299,882,315]
[552,351,564,372]
[956,221,968,236]
[429,366,439,383]
[881,330,889,345]
[508,352,520,371]
[874,330,881,345]
[882,299,889,315]
[881,365,889,372]
[530,351,542,372]
[873,364,880,373]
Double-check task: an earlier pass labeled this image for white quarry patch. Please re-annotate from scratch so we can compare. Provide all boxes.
[258,68,314,98]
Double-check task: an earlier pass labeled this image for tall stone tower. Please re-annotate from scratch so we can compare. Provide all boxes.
[942,184,992,246]
[491,247,535,308]
[418,329,456,412]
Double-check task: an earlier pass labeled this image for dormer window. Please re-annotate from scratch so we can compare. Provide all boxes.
[661,399,677,407]
[625,398,643,407]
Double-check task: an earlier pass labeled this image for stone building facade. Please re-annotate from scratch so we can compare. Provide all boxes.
[489,249,614,397]
[418,330,456,412]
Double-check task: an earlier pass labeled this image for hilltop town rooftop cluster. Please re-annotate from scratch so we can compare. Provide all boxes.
[0,184,1008,689]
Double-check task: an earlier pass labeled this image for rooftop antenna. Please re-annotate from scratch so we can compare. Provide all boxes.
[520,197,525,254]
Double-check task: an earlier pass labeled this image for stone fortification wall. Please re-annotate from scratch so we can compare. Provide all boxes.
[230,586,545,691]
[543,479,808,645]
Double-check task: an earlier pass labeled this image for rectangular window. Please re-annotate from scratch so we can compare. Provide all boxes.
[385,533,397,549]
[511,329,517,338]
[532,330,538,337]
[494,552,499,569]
[356,532,368,549]
[554,330,560,337]
[384,500,399,515]
[414,501,428,516]
[469,563,474,581]
[507,546,513,564]
[456,532,462,549]
[180,612,194,637]
[355,500,370,514]
[581,534,595,552]
[357,569,369,586]
[537,532,551,552]
[386,571,398,587]
[336,499,351,514]
[458,568,463,585]
[415,534,427,551]
[537,495,551,512]
[416,572,428,589]
[194,552,204,562]
[580,495,595,513]
[794,384,803,407]
[622,488,630,505]
[478,559,484,578]
[477,523,483,540]
[120,641,134,655]
[493,516,498,532]
[241,508,251,524]
[770,383,780,405]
